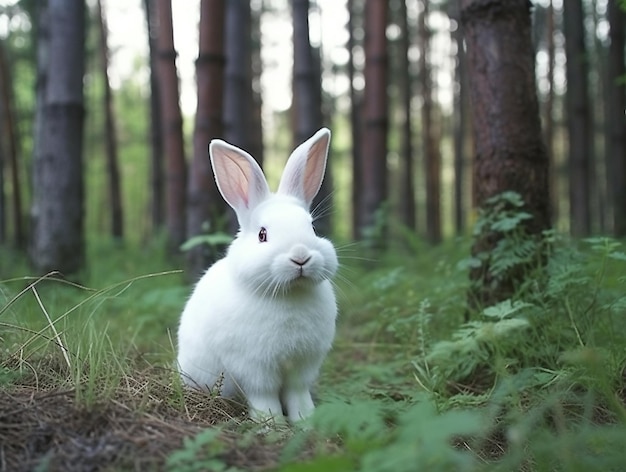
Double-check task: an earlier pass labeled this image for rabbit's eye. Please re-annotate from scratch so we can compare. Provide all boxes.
[258,227,268,243]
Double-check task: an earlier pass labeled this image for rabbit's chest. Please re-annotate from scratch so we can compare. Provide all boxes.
[238,293,335,358]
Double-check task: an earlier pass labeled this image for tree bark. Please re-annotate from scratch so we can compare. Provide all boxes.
[563,0,592,236]
[398,0,416,232]
[292,0,332,236]
[347,0,363,240]
[461,0,551,307]
[544,0,558,226]
[31,0,86,275]
[144,0,165,233]
[420,0,441,244]
[155,0,187,252]
[224,0,252,150]
[249,2,264,167]
[186,0,226,280]
[97,0,123,240]
[607,0,626,236]
[0,41,24,248]
[358,0,389,243]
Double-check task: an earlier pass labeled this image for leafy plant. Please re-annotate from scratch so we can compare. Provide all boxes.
[166,428,240,472]
[280,396,486,472]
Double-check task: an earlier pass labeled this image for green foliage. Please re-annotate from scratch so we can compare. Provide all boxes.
[281,396,485,472]
[462,191,546,297]
[180,232,234,252]
[2,222,626,470]
[166,428,241,472]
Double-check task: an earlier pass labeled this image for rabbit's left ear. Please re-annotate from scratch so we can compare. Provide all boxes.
[278,128,331,208]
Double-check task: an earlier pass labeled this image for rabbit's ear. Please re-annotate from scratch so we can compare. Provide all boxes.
[278,128,331,208]
[209,140,270,224]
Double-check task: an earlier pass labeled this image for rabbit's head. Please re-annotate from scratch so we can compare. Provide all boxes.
[209,128,338,295]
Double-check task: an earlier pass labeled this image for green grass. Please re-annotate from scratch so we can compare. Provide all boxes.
[1,230,626,471]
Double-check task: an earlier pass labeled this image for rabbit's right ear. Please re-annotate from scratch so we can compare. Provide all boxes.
[209,140,270,227]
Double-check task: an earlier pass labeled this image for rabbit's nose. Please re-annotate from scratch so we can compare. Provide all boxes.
[290,255,311,267]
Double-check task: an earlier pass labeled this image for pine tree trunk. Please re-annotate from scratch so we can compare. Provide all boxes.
[420,0,441,244]
[31,0,86,275]
[97,0,123,240]
[186,0,226,280]
[563,0,592,236]
[544,1,558,226]
[155,0,187,252]
[607,0,626,237]
[224,0,251,150]
[450,2,467,235]
[461,0,551,308]
[347,0,363,240]
[0,41,24,248]
[358,0,389,243]
[292,0,332,236]
[398,0,416,232]
[144,0,165,233]
[249,2,264,166]
[0,125,5,244]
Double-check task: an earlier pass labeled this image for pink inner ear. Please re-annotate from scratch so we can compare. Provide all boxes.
[303,139,328,203]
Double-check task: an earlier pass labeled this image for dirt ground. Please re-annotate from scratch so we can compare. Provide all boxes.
[0,365,283,472]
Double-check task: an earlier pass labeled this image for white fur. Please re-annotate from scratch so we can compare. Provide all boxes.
[177,128,337,422]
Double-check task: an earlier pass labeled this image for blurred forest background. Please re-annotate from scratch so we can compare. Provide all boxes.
[0,0,624,279]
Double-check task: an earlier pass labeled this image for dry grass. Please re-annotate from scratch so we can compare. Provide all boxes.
[0,359,287,472]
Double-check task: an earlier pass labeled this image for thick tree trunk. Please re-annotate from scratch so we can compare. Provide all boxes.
[97,0,123,240]
[607,0,626,237]
[155,0,187,252]
[461,0,551,307]
[292,0,332,236]
[563,0,592,236]
[186,0,226,280]
[358,0,389,243]
[398,0,416,232]
[31,0,86,275]
[420,0,441,244]
[144,0,165,233]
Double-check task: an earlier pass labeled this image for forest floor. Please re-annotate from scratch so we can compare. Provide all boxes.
[2,234,626,471]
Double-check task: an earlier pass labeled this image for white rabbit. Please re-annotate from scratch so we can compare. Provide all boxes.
[177,128,338,422]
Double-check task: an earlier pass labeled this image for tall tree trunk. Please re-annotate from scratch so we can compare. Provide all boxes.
[607,0,626,237]
[563,0,592,236]
[186,0,226,280]
[0,124,5,244]
[420,0,441,244]
[292,0,332,236]
[224,0,253,234]
[224,0,252,150]
[31,0,86,275]
[249,2,264,166]
[97,0,123,240]
[544,0,558,226]
[144,0,165,233]
[461,0,551,308]
[358,0,389,243]
[451,2,467,235]
[347,0,363,240]
[0,41,24,248]
[398,0,416,231]
[155,0,187,252]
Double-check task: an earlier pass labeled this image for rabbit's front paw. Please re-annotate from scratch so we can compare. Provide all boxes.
[283,388,315,423]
